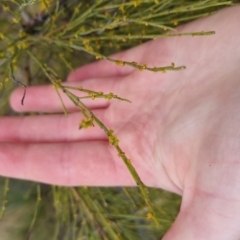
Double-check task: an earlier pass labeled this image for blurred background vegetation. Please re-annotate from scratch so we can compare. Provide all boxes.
[0,0,239,239]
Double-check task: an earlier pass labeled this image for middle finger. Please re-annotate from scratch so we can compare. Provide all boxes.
[0,110,109,143]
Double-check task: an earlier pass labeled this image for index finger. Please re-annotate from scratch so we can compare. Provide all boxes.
[67,47,144,82]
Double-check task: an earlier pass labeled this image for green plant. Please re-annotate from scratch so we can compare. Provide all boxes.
[0,0,239,239]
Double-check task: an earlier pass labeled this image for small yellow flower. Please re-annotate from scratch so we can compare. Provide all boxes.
[12,17,19,24]
[108,130,119,146]
[3,5,10,12]
[79,117,94,129]
[146,212,153,219]
[0,33,5,39]
[173,20,178,26]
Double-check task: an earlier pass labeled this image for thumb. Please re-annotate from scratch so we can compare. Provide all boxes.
[162,189,240,240]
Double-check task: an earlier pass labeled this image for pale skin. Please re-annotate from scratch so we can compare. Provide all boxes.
[0,5,240,240]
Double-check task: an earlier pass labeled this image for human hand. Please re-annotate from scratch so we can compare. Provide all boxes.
[1,5,240,240]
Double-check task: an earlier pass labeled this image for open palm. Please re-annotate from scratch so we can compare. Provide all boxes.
[1,6,240,240]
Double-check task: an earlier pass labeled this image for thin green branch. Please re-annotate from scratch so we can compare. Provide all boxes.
[25,184,41,240]
[0,178,9,220]
[53,83,68,116]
